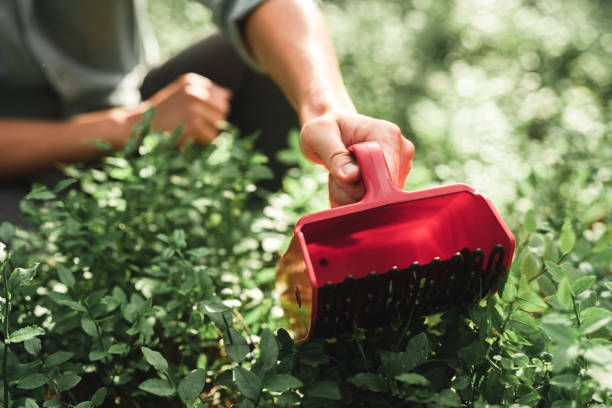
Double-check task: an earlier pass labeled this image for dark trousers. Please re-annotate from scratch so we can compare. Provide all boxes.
[0,33,299,226]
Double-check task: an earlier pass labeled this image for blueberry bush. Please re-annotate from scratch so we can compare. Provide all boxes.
[1,0,611,407]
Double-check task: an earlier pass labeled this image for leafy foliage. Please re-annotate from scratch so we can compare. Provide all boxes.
[1,0,611,407]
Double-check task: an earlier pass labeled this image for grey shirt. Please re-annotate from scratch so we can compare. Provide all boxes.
[0,0,265,117]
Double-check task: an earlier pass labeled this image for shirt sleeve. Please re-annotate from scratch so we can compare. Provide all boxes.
[196,0,268,70]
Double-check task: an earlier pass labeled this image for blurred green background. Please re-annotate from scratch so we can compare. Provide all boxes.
[148,0,611,232]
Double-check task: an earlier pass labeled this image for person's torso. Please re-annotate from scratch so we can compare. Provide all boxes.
[0,0,158,118]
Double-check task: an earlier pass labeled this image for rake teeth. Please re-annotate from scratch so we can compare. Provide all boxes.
[313,245,506,339]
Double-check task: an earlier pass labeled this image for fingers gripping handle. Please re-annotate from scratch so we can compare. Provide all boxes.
[349,142,403,202]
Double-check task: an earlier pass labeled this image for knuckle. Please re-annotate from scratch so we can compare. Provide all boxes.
[186,85,210,101]
[405,138,415,157]
[177,73,193,86]
[386,122,403,140]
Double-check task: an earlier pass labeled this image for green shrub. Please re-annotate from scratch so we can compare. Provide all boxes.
[1,0,610,406]
[1,107,611,407]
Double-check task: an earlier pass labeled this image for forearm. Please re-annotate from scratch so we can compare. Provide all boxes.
[244,0,355,124]
[0,108,140,177]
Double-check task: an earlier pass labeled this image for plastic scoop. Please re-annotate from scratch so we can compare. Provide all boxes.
[276,141,515,343]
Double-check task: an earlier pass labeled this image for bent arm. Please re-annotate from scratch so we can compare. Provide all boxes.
[0,73,232,178]
[0,109,136,177]
[242,0,414,207]
[243,0,355,123]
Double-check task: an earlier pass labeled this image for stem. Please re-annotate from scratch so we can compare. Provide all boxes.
[232,310,253,338]
[527,252,568,284]
[395,310,414,350]
[232,310,256,353]
[499,305,514,333]
[572,295,580,327]
[2,254,12,408]
[356,338,368,371]
[90,314,106,354]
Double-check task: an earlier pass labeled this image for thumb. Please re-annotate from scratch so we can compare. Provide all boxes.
[300,117,364,202]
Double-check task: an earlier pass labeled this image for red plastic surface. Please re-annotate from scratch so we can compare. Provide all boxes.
[288,142,516,342]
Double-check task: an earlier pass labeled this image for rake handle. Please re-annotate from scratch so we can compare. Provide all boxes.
[349,142,404,202]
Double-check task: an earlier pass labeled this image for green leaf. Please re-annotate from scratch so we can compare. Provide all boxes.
[74,402,92,408]
[57,264,76,288]
[172,229,187,248]
[142,347,169,372]
[89,350,110,361]
[538,275,557,297]
[559,221,576,254]
[57,374,82,391]
[62,299,87,312]
[24,337,42,356]
[520,252,538,281]
[519,391,542,406]
[7,326,45,343]
[43,401,61,408]
[139,378,175,397]
[379,350,419,377]
[543,240,559,262]
[48,292,87,312]
[85,139,113,153]
[405,332,428,366]
[501,282,517,303]
[91,387,107,407]
[108,343,129,355]
[178,369,206,405]
[17,373,47,389]
[299,342,329,366]
[223,328,250,363]
[395,373,430,386]
[571,275,596,295]
[516,290,549,312]
[451,375,470,390]
[540,313,575,345]
[263,374,303,392]
[234,366,261,401]
[235,400,255,408]
[25,398,40,408]
[198,300,230,314]
[545,261,566,282]
[509,311,538,333]
[198,301,233,330]
[550,374,579,390]
[525,209,537,233]
[109,166,133,180]
[277,391,301,405]
[112,286,127,304]
[45,351,74,367]
[52,178,77,193]
[168,125,184,144]
[556,277,573,310]
[349,372,388,392]
[260,328,279,370]
[81,317,99,337]
[214,370,234,389]
[306,380,342,400]
[458,342,486,365]
[26,184,55,200]
[580,307,612,334]
[435,389,462,407]
[8,265,38,294]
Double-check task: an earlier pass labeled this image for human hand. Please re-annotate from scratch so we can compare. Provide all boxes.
[300,111,414,207]
[143,73,232,145]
